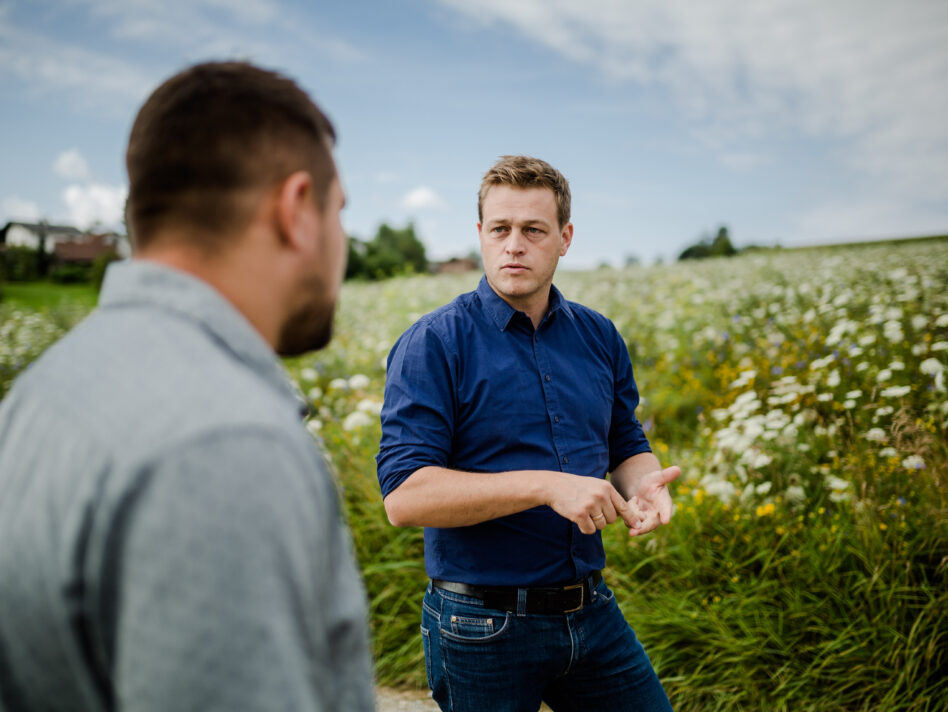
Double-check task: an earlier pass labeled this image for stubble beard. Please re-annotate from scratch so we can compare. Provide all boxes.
[276,275,336,357]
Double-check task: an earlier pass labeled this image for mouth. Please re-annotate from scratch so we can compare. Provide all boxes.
[502,263,528,273]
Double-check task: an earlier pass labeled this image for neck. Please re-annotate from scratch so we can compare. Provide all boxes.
[489,281,551,329]
[135,239,282,350]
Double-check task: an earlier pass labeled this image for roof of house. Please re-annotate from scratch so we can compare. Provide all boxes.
[1,221,85,237]
[53,233,118,262]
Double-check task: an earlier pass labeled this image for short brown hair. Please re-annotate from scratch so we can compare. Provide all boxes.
[478,155,571,228]
[126,61,336,251]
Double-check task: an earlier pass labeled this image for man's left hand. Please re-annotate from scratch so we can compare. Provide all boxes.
[623,465,681,536]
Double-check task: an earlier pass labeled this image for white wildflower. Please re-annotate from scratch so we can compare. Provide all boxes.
[756,481,773,495]
[817,393,833,402]
[703,478,737,503]
[348,373,371,390]
[342,411,373,431]
[845,390,862,399]
[879,447,898,458]
[934,314,948,328]
[931,341,948,352]
[356,398,383,415]
[883,320,904,343]
[305,419,322,435]
[825,475,850,492]
[826,370,841,387]
[300,367,318,382]
[864,428,887,442]
[920,358,944,376]
[880,385,911,398]
[308,386,323,402]
[740,448,773,469]
[901,455,925,470]
[328,377,349,391]
[877,369,892,383]
[785,485,806,504]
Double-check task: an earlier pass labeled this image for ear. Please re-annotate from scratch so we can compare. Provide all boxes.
[559,222,574,257]
[274,171,317,251]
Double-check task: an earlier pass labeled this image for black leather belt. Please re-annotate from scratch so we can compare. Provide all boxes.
[431,571,602,614]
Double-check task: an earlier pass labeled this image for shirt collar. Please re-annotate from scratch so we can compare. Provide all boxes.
[476,274,574,331]
[99,259,308,416]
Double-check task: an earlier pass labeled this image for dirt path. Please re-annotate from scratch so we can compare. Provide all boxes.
[376,686,439,711]
[375,687,552,711]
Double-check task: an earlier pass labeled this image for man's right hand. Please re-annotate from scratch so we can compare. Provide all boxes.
[546,473,637,535]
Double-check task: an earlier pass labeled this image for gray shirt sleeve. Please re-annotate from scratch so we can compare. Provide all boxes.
[95,427,374,712]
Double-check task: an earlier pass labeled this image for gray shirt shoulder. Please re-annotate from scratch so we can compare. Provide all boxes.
[0,261,374,712]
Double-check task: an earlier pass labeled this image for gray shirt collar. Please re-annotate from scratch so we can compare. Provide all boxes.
[99,259,307,416]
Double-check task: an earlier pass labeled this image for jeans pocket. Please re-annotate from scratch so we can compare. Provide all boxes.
[440,603,510,643]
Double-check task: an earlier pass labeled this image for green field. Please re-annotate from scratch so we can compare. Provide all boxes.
[1,280,99,311]
[2,239,946,710]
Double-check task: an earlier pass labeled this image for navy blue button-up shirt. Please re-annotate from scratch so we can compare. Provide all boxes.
[376,277,651,586]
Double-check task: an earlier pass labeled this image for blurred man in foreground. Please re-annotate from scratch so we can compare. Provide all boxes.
[0,61,374,711]
[377,155,679,711]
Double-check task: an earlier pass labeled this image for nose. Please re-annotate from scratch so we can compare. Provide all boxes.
[506,230,526,255]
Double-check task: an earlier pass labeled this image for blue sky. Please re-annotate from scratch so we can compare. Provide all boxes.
[1,0,946,267]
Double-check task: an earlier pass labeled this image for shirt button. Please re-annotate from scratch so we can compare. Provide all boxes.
[554,416,559,423]
[562,456,569,464]
[545,374,551,382]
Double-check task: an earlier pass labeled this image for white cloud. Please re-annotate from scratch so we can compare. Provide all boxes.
[791,198,948,246]
[434,0,948,203]
[62,183,128,229]
[0,0,364,112]
[401,186,447,212]
[0,196,42,223]
[0,23,152,108]
[720,152,768,171]
[53,149,91,181]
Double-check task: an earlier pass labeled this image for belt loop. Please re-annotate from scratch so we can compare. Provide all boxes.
[516,587,527,617]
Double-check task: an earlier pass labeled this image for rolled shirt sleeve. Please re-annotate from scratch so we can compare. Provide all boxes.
[376,318,457,497]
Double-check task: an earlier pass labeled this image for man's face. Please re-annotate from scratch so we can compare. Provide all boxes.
[277,174,347,356]
[478,184,572,312]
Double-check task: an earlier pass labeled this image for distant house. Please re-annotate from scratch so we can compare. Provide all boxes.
[1,221,84,253]
[431,257,480,274]
[53,232,130,264]
[0,221,130,263]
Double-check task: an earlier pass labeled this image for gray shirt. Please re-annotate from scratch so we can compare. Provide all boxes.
[0,261,374,711]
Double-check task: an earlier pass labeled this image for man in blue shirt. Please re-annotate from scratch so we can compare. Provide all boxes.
[377,155,681,711]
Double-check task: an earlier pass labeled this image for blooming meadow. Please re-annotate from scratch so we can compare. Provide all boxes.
[2,238,945,710]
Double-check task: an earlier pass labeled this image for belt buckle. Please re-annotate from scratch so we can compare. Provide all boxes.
[562,582,584,613]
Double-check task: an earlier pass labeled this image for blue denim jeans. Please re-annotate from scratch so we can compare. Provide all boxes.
[421,577,672,712]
